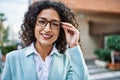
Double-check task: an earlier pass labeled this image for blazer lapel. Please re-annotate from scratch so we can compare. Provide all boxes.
[22,53,38,80]
[48,53,65,80]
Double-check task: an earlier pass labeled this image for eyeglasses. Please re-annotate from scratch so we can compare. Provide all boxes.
[36,17,61,30]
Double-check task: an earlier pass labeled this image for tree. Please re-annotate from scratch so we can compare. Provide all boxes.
[0,12,7,49]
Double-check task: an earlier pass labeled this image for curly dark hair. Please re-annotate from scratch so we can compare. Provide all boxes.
[20,0,79,53]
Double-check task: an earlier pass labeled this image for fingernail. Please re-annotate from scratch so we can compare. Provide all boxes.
[60,22,63,25]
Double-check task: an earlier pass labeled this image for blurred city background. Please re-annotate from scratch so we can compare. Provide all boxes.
[0,0,120,80]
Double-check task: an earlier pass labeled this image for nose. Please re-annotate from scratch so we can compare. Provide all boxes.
[44,22,51,32]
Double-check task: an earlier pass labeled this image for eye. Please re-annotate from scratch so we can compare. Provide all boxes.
[38,19,46,26]
[51,22,60,27]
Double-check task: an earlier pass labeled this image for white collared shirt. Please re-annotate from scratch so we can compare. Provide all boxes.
[25,43,58,80]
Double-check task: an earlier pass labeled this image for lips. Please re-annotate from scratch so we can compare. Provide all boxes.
[41,33,52,39]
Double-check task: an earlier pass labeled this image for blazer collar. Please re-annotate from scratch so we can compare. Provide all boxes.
[25,43,35,57]
[48,53,66,80]
[22,48,38,80]
[22,43,66,80]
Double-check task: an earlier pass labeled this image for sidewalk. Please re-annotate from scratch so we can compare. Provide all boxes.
[86,59,120,80]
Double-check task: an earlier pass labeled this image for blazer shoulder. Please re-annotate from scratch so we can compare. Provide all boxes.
[64,50,71,62]
[6,47,27,60]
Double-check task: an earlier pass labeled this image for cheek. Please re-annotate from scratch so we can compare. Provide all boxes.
[34,27,42,37]
[54,30,60,39]
[34,27,38,35]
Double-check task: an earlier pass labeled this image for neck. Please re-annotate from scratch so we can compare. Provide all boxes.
[35,42,53,61]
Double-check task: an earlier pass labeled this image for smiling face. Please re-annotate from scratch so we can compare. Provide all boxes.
[34,8,60,46]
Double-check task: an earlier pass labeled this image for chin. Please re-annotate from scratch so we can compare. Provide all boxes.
[44,43,52,46]
[40,41,53,46]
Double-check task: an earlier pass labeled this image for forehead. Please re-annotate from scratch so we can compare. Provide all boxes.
[37,8,60,21]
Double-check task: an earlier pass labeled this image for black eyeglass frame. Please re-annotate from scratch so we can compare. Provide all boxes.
[36,17,61,30]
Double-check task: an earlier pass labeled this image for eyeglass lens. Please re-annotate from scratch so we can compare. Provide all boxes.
[36,17,61,30]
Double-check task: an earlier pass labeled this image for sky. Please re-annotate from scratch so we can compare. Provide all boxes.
[0,0,29,41]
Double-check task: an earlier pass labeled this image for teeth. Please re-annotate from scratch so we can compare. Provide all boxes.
[42,34,51,38]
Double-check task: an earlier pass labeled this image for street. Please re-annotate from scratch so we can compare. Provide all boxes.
[86,59,120,80]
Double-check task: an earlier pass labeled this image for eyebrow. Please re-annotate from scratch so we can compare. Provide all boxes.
[37,17,60,22]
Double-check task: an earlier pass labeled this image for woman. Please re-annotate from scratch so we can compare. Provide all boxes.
[2,0,90,80]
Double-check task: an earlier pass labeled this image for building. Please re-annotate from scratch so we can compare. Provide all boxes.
[30,0,120,59]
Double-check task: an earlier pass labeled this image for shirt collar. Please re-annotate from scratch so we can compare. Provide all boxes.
[25,43,59,57]
[50,44,59,56]
[25,43,35,56]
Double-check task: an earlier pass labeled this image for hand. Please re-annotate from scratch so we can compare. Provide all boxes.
[61,22,80,48]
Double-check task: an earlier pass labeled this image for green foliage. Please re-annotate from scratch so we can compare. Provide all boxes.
[0,12,17,55]
[94,48,111,62]
[107,35,120,52]
[0,12,8,47]
[0,12,7,22]
[1,44,17,55]
[3,27,9,42]
[94,35,120,62]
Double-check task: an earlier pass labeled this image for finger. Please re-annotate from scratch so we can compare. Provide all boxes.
[61,22,78,33]
[62,24,68,35]
[69,34,79,48]
[62,25,78,34]
[61,22,76,29]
